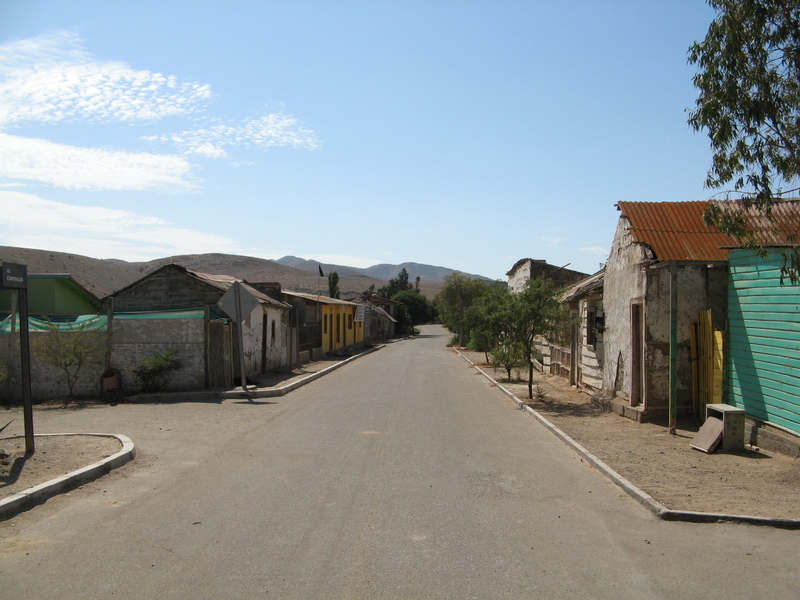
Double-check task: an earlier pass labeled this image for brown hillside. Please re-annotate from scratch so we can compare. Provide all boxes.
[0,247,444,300]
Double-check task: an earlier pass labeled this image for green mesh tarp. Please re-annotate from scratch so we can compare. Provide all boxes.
[0,308,212,333]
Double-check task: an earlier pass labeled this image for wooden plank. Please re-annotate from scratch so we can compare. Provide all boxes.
[690,323,698,415]
[691,416,724,453]
[712,330,723,404]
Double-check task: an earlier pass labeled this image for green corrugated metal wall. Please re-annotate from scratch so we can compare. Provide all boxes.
[727,250,800,434]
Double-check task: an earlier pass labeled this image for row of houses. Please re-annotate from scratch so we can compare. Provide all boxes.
[0,264,401,401]
[521,199,800,455]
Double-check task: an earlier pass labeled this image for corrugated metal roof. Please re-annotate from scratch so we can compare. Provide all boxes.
[721,199,800,247]
[616,200,800,262]
[187,269,290,309]
[281,289,359,306]
[562,269,604,302]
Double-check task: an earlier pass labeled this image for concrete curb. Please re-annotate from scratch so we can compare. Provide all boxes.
[130,345,383,403]
[0,433,136,522]
[454,348,800,529]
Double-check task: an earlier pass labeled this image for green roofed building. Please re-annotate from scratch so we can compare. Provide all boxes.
[0,273,99,317]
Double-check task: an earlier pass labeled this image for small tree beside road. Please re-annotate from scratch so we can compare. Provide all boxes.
[435,273,487,346]
[31,320,106,401]
[505,277,574,399]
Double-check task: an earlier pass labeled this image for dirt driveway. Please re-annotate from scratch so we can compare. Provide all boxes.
[456,348,800,522]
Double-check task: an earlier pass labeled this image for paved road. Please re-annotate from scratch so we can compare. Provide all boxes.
[1,325,798,599]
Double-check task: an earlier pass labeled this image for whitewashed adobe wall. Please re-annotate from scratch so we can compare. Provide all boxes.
[507,260,532,294]
[601,217,650,400]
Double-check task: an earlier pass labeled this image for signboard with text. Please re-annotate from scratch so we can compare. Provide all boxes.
[1,262,27,289]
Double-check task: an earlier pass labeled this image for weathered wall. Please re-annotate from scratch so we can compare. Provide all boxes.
[602,217,650,400]
[602,215,729,417]
[110,317,206,392]
[642,264,727,413]
[0,306,293,401]
[0,330,108,401]
[0,317,205,401]
[578,295,604,392]
[104,265,221,312]
[262,306,288,371]
[507,261,532,294]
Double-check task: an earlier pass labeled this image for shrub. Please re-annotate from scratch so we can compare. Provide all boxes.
[132,349,184,394]
[31,320,105,400]
[489,343,524,382]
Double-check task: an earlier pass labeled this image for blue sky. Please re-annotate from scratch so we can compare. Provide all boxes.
[0,0,717,281]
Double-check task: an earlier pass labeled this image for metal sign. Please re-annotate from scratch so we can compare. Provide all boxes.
[1,262,27,289]
[355,305,366,322]
[217,282,260,323]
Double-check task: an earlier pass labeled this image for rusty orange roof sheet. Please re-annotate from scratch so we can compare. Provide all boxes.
[616,200,800,262]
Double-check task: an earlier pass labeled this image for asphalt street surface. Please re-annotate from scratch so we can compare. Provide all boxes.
[1,325,798,599]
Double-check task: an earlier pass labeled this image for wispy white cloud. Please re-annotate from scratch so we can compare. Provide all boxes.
[0,133,195,191]
[541,235,566,247]
[0,31,211,128]
[578,245,609,257]
[143,112,320,158]
[0,31,319,190]
[0,191,242,260]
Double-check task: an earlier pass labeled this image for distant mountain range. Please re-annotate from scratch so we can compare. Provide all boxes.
[275,256,489,283]
[0,247,491,301]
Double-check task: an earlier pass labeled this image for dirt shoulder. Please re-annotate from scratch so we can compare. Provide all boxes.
[457,348,800,521]
[1,433,122,499]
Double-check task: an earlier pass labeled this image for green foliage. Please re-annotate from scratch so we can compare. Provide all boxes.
[132,348,184,394]
[392,289,436,327]
[505,277,575,399]
[435,273,490,346]
[31,320,105,400]
[327,271,341,299]
[464,283,511,360]
[489,343,524,382]
[378,268,413,299]
[689,0,800,280]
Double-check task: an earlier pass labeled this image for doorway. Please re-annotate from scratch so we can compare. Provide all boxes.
[630,302,645,406]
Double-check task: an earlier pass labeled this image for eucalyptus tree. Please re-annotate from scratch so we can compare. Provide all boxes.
[689,0,800,279]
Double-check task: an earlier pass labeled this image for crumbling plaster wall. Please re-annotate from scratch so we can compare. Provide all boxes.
[263,306,288,371]
[507,259,533,293]
[602,218,650,401]
[643,264,727,413]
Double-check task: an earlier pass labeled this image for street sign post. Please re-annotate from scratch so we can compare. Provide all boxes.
[217,282,260,398]
[1,263,34,453]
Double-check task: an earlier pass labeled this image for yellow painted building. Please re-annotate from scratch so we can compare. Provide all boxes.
[321,299,364,353]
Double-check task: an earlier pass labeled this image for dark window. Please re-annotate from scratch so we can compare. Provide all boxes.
[587,307,597,348]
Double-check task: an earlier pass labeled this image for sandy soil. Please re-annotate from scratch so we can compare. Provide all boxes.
[457,348,800,521]
[1,432,121,499]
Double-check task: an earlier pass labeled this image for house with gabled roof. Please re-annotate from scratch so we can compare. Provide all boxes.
[102,264,291,391]
[0,273,99,317]
[558,269,605,392]
[601,199,800,443]
[602,201,732,422]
